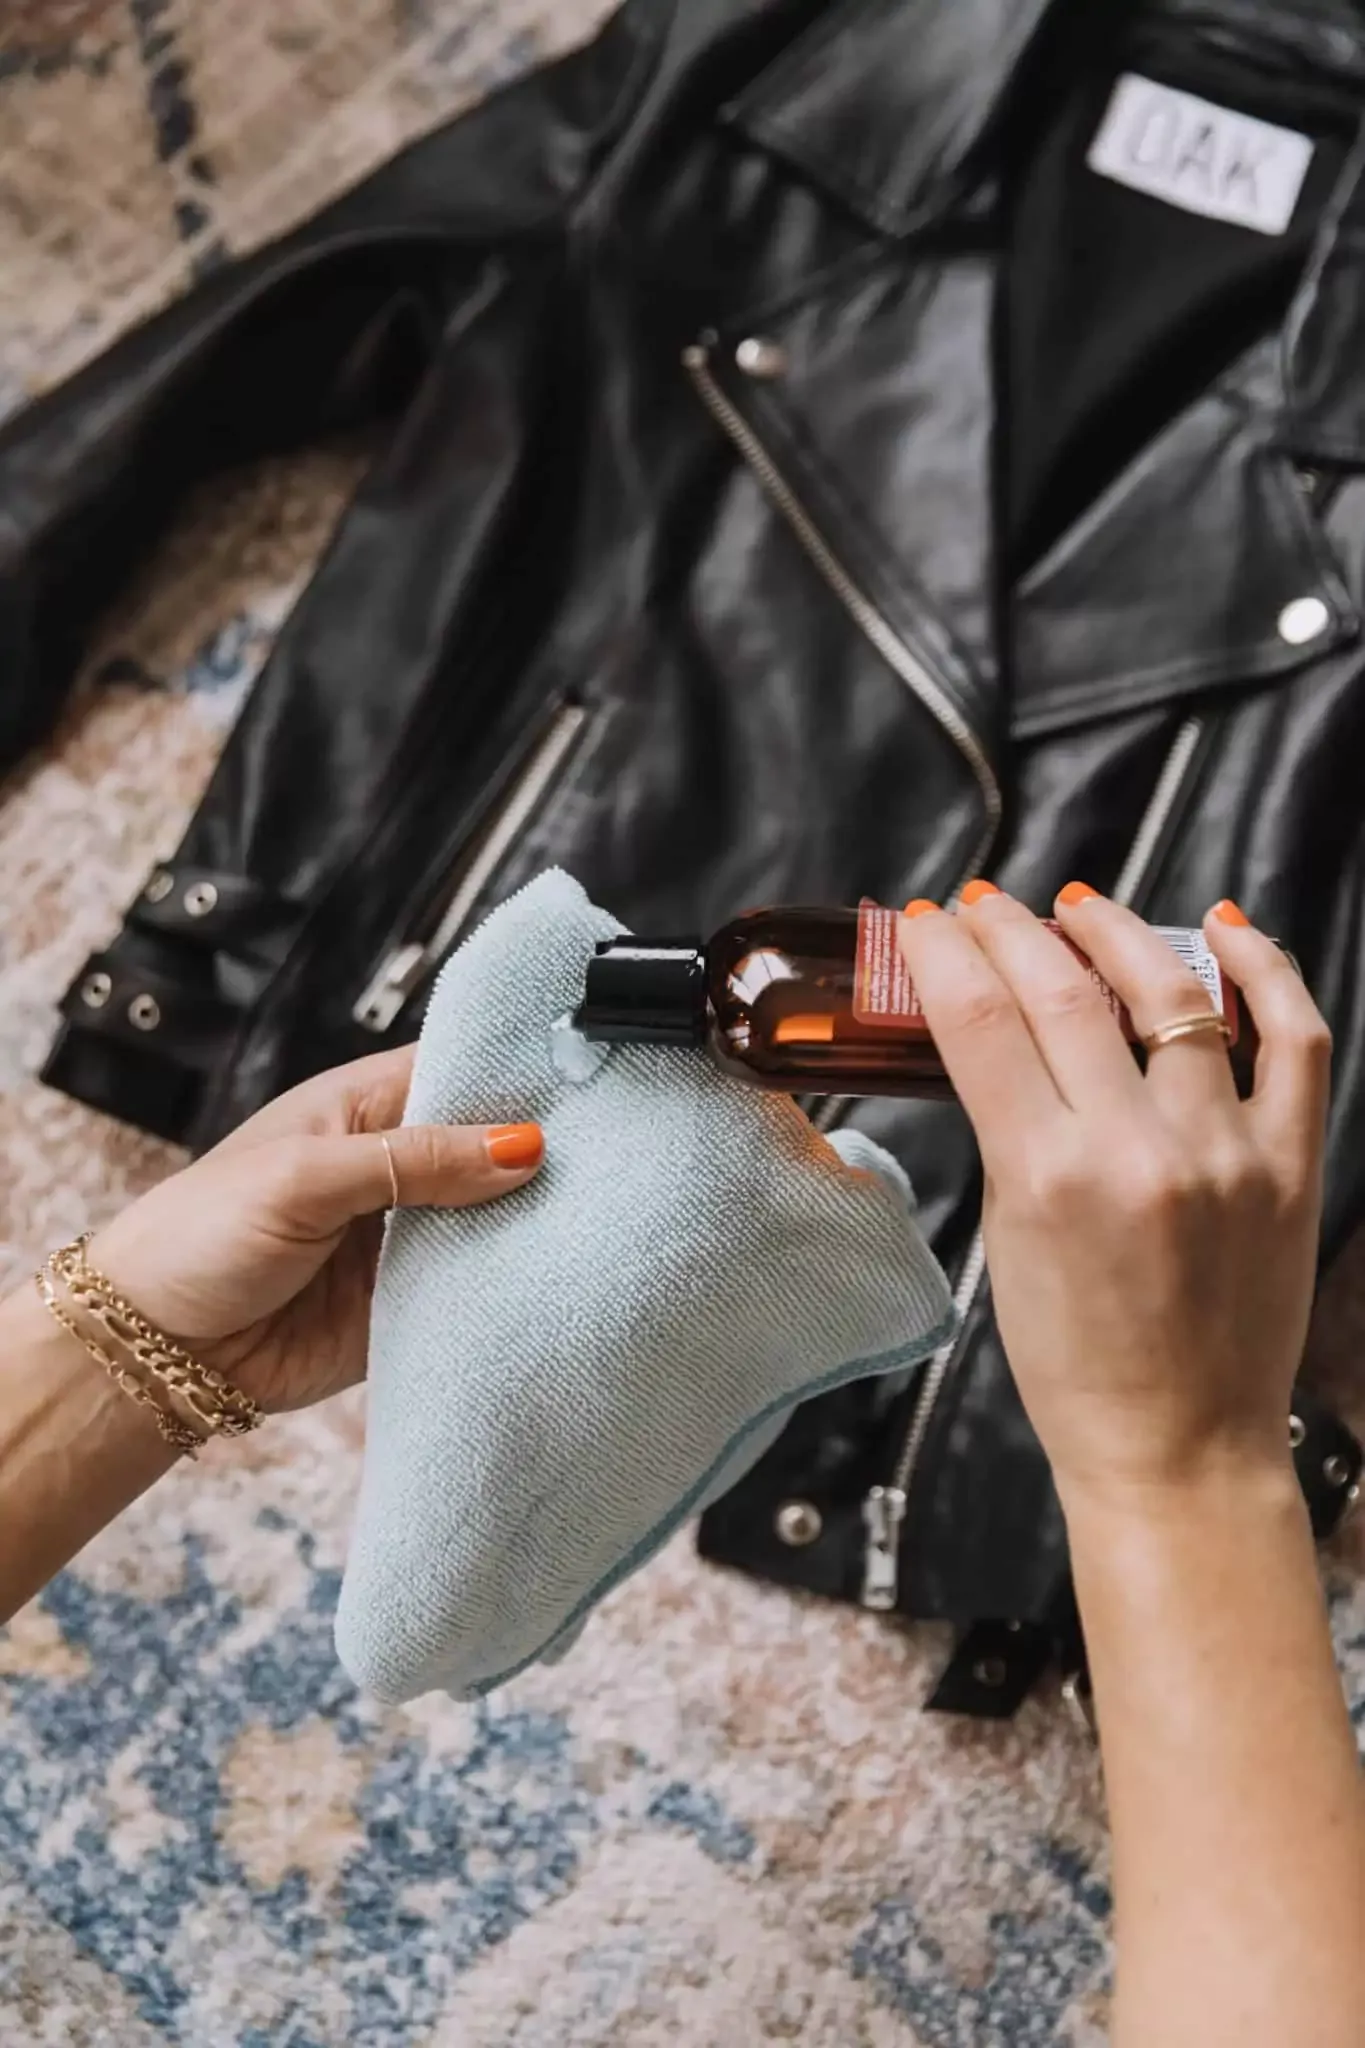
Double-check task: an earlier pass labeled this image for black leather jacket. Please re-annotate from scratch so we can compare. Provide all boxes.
[4,0,1363,1711]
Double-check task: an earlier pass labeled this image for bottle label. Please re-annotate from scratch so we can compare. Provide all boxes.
[853,902,1238,1043]
[853,905,931,1032]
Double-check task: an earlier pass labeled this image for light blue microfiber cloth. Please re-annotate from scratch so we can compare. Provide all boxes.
[334,870,955,1703]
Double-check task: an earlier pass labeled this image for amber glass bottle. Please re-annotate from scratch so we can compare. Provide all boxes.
[573,903,1257,1100]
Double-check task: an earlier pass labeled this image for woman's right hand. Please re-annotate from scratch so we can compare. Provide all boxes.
[896,886,1331,1514]
[898,889,1365,2048]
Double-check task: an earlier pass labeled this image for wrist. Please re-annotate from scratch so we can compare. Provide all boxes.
[1061,1451,1313,1592]
[82,1221,280,1418]
[1054,1418,1299,1534]
[0,1280,182,1624]
[1,1277,183,1473]
[75,1228,268,1430]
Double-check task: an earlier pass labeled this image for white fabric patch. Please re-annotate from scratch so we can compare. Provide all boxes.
[1087,73,1314,236]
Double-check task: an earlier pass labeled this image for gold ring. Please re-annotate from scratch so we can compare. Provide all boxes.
[1141,1010,1232,1052]
[379,1132,401,1209]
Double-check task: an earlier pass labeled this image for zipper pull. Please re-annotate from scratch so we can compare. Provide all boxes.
[353,942,430,1033]
[860,1485,907,1611]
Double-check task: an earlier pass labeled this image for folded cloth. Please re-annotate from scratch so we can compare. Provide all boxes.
[334,870,955,1703]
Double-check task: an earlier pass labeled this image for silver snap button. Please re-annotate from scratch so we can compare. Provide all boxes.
[183,880,218,918]
[972,1657,1008,1689]
[144,869,174,905]
[1323,1452,1352,1488]
[735,336,787,379]
[1277,596,1330,646]
[774,1499,822,1547]
[80,971,113,1009]
[127,993,162,1033]
[1061,1673,1097,1741]
[1289,1413,1306,1449]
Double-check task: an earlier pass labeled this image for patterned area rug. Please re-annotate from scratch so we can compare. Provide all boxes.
[1,7,1362,2043]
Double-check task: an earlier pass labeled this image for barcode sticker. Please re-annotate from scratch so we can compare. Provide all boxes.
[1057,920,1238,1045]
[1151,925,1226,1011]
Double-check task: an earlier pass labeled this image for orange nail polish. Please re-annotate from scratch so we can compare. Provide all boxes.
[960,879,1001,905]
[1211,898,1250,927]
[902,899,939,919]
[1057,881,1099,907]
[486,1123,544,1171]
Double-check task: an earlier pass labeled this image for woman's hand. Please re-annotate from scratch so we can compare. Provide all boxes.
[897,886,1329,1511]
[0,1047,543,1624]
[85,1048,544,1415]
[900,887,1365,2048]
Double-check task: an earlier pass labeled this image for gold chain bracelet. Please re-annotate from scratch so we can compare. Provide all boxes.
[34,1236,262,1455]
[34,1260,205,1455]
[50,1239,261,1438]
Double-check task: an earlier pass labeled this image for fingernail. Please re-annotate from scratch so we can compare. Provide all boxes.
[1211,899,1250,927]
[1057,881,1099,908]
[960,879,1001,906]
[902,899,939,919]
[486,1123,544,1171]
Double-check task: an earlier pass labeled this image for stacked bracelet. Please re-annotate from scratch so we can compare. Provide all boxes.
[34,1235,262,1457]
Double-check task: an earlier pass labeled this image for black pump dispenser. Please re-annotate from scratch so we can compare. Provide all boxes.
[574,938,708,1045]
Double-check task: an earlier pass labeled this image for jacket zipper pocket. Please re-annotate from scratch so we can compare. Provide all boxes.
[353,700,589,1033]
[859,712,1209,1611]
[683,339,1002,886]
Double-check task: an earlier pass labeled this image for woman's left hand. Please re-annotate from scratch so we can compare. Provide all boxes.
[86,1049,544,1415]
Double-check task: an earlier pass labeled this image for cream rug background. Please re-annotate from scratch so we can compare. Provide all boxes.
[1,6,1362,2042]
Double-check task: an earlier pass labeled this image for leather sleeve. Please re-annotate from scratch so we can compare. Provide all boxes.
[0,0,672,774]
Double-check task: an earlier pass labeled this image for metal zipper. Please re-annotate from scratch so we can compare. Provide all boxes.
[860,711,1208,1610]
[353,701,589,1032]
[1110,715,1204,909]
[683,341,1003,886]
[862,1231,988,1610]
[680,330,1019,1606]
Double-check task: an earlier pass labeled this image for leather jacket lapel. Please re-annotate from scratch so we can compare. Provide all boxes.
[723,0,1061,237]
[1014,332,1359,739]
[1014,102,1365,742]
[1283,116,1365,461]
[690,246,1004,829]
